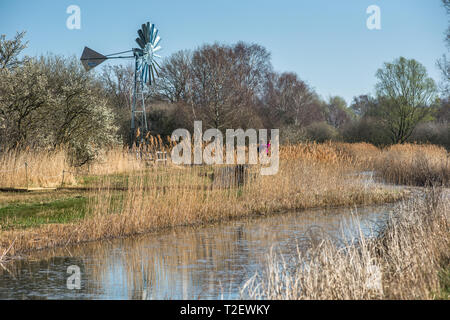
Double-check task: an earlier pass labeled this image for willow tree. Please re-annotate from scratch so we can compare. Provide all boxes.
[375,57,437,144]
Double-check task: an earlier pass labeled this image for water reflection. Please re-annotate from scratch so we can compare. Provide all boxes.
[0,204,393,300]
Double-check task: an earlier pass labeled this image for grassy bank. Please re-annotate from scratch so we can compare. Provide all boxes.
[0,195,87,230]
[241,187,450,300]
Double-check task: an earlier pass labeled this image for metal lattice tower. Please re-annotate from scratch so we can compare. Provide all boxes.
[131,57,149,143]
[80,22,161,146]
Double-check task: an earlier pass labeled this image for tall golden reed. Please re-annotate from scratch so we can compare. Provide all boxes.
[241,188,449,300]
[0,142,404,256]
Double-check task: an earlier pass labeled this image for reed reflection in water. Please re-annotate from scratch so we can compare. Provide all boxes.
[0,204,393,300]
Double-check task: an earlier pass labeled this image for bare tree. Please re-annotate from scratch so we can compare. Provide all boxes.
[0,31,28,70]
[189,44,235,128]
[157,42,271,129]
[102,64,135,112]
[437,56,450,97]
[437,0,450,97]
[262,72,323,127]
[232,42,271,102]
[443,0,450,47]
[156,50,193,103]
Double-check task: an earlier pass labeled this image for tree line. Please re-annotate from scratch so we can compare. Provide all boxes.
[105,42,448,148]
[1,2,449,165]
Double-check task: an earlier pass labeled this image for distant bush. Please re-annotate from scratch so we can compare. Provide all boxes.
[408,122,450,150]
[305,122,338,142]
[280,125,307,144]
[374,144,449,187]
[341,117,390,146]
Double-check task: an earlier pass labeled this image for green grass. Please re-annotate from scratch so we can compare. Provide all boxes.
[436,262,450,300]
[78,173,130,188]
[0,196,87,230]
[77,168,213,189]
[0,167,213,232]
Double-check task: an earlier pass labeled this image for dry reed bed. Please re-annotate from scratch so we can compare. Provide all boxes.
[0,136,168,189]
[0,142,448,299]
[3,141,443,257]
[0,141,381,189]
[241,188,450,299]
[0,148,76,188]
[0,147,149,189]
[374,144,449,187]
[2,142,446,189]
[0,149,403,256]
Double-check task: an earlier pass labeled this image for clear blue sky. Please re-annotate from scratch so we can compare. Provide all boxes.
[0,0,448,104]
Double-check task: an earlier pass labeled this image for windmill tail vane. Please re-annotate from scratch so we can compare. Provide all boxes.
[80,21,162,145]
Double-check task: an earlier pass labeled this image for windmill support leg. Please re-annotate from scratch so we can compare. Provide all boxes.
[131,63,149,146]
[130,57,138,146]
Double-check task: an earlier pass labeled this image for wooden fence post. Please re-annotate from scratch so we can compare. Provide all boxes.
[25,161,28,190]
[61,170,65,188]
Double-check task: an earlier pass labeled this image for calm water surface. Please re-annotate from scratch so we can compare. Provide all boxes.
[0,204,395,300]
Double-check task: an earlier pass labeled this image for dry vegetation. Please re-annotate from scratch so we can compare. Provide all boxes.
[0,141,405,256]
[241,187,450,300]
[0,136,171,189]
[374,144,449,187]
[1,141,449,300]
[0,142,448,258]
[0,148,76,188]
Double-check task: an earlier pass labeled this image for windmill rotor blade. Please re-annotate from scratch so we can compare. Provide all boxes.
[152,62,160,77]
[80,47,108,71]
[133,22,162,86]
[147,22,151,41]
[142,24,148,42]
[152,30,159,45]
[146,23,151,43]
[153,59,161,70]
[153,36,161,48]
[145,63,150,83]
[138,29,146,43]
[147,65,151,85]
[150,24,155,43]
[136,37,146,49]
[150,64,156,83]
